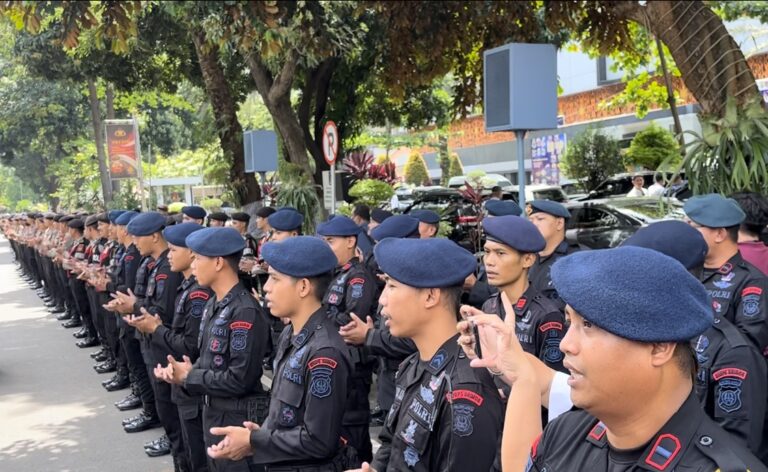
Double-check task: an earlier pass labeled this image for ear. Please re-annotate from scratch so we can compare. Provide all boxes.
[713,228,728,244]
[214,256,224,273]
[521,252,537,269]
[649,342,677,367]
[556,217,565,231]
[296,277,313,299]
[346,236,357,250]
[423,288,441,309]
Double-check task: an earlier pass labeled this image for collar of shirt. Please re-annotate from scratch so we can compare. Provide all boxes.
[291,307,327,349]
[584,392,702,471]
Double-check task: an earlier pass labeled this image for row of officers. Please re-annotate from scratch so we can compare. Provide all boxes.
[1,190,768,472]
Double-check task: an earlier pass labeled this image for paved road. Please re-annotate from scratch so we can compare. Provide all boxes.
[0,238,173,471]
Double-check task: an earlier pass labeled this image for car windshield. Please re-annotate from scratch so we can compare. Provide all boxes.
[533,188,567,202]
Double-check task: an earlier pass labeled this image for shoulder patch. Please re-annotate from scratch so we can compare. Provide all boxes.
[308,357,338,370]
[539,321,563,332]
[446,389,484,406]
[189,290,210,300]
[742,286,763,297]
[713,368,748,381]
[155,273,168,281]
[230,321,252,331]
[309,360,335,399]
[190,299,206,318]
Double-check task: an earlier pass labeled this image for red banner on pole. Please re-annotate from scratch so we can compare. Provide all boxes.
[105,120,140,179]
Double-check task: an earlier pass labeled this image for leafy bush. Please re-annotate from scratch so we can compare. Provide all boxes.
[348,179,395,208]
[625,122,680,170]
[200,197,223,211]
[561,129,624,191]
[448,152,464,179]
[276,163,321,234]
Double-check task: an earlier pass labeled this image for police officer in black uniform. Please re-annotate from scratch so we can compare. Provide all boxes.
[479,215,566,373]
[206,236,357,470]
[182,205,207,225]
[623,220,768,457]
[132,222,212,471]
[231,212,259,292]
[64,217,89,329]
[520,247,767,472]
[527,200,579,308]
[366,237,504,472]
[156,227,269,472]
[208,212,230,228]
[317,216,377,463]
[684,194,768,353]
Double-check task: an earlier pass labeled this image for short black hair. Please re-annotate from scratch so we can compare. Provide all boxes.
[430,285,463,320]
[725,224,740,243]
[353,204,370,221]
[677,342,697,381]
[222,251,244,273]
[256,206,276,218]
[730,192,768,237]
[491,186,502,193]
[655,173,664,183]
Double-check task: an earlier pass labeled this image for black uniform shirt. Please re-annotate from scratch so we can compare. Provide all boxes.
[482,284,567,372]
[371,334,504,472]
[323,258,376,326]
[528,239,580,308]
[700,252,768,353]
[692,315,767,455]
[185,282,268,399]
[525,392,768,471]
[249,307,352,465]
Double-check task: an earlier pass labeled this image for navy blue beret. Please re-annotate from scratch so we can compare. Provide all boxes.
[622,221,708,270]
[182,205,207,219]
[486,200,522,217]
[108,210,126,223]
[530,200,570,219]
[483,215,546,253]
[60,215,74,223]
[115,211,139,226]
[357,231,374,259]
[370,215,420,241]
[551,246,712,342]
[684,194,745,228]
[371,208,393,223]
[261,236,337,277]
[374,238,477,288]
[185,227,245,257]
[268,208,304,231]
[126,212,166,236]
[409,209,441,225]
[163,222,204,248]
[67,218,85,230]
[317,215,361,237]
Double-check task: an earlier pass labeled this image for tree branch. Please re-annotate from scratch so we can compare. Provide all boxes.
[268,47,299,102]
[245,53,275,100]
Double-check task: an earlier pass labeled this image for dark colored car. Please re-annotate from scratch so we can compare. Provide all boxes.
[583,171,690,201]
[565,197,686,249]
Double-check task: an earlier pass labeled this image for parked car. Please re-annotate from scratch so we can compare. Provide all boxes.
[402,187,479,251]
[564,197,685,249]
[502,184,568,203]
[583,171,687,200]
[448,173,514,190]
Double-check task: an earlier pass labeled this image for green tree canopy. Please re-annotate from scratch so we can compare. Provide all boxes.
[404,151,430,186]
[561,129,624,192]
[625,122,681,171]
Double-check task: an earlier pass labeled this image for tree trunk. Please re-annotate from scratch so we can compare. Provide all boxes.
[627,1,760,116]
[87,77,113,206]
[191,31,260,205]
[105,82,120,193]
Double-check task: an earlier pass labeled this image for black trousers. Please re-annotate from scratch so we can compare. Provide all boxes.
[147,363,186,468]
[203,406,263,472]
[121,327,155,413]
[178,402,209,472]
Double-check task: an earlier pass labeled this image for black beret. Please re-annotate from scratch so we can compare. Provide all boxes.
[163,222,204,248]
[483,215,546,253]
[684,194,745,228]
[371,208,393,223]
[529,200,570,219]
[370,215,420,242]
[268,208,304,231]
[374,238,476,288]
[67,218,85,230]
[84,215,100,227]
[96,213,110,224]
[127,212,166,236]
[551,247,712,342]
[261,236,337,278]
[316,216,361,237]
[209,211,231,222]
[59,215,75,223]
[622,220,708,271]
[44,212,55,219]
[230,212,250,223]
[182,205,207,219]
[256,207,277,218]
[186,227,245,257]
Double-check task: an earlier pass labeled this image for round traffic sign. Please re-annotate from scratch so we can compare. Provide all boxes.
[322,121,339,165]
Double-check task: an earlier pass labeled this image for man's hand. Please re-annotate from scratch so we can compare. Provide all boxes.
[163,354,193,385]
[463,273,478,292]
[345,462,376,472]
[239,258,257,273]
[124,307,162,334]
[112,289,138,314]
[207,423,258,461]
[339,313,373,346]
[250,288,261,303]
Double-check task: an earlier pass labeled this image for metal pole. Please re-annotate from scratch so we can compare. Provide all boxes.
[515,129,527,212]
[330,162,337,214]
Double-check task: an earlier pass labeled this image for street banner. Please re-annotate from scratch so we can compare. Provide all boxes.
[531,133,566,185]
[105,119,141,179]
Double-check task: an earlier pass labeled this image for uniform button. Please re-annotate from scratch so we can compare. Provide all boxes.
[699,435,713,446]
[713,318,720,324]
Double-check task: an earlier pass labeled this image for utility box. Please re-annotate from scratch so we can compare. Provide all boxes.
[484,43,558,132]
[244,130,278,173]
